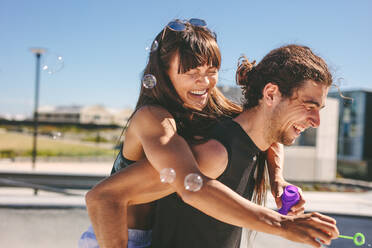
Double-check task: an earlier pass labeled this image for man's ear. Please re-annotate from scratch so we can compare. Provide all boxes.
[262,82,281,107]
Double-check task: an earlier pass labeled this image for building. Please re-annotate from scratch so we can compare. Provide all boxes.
[218,85,243,105]
[37,105,133,126]
[329,89,372,180]
[38,105,81,123]
[283,98,339,182]
[80,105,113,125]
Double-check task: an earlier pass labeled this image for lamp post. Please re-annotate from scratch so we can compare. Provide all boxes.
[30,48,46,170]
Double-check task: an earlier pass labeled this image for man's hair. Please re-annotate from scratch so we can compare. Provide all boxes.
[236,44,333,110]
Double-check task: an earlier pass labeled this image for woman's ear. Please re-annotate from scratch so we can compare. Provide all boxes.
[262,82,281,107]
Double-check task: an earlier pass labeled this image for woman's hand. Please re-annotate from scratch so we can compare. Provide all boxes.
[279,212,339,247]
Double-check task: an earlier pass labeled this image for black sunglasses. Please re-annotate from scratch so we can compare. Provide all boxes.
[166,18,207,31]
[161,18,208,40]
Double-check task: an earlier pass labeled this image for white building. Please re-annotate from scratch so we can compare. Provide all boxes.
[80,105,113,125]
[37,105,133,126]
[283,97,339,182]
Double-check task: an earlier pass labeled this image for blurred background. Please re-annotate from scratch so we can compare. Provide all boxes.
[0,0,371,247]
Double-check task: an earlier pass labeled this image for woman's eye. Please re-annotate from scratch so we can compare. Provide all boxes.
[187,73,199,78]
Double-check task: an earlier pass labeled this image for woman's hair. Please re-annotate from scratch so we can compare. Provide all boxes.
[236,44,333,110]
[126,20,241,142]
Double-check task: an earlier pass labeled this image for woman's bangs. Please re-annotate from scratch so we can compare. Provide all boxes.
[177,36,220,73]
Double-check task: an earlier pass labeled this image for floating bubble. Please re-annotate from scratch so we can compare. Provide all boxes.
[41,52,64,74]
[142,74,157,89]
[146,40,159,53]
[159,168,176,183]
[52,132,62,140]
[184,173,203,192]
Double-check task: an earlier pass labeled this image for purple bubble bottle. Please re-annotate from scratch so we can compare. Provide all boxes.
[278,185,300,215]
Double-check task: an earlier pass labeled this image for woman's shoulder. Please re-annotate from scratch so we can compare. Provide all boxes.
[130,105,177,133]
[132,105,175,122]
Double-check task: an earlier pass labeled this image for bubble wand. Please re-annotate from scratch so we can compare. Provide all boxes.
[338,233,365,246]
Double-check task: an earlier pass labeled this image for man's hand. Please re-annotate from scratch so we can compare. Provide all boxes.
[271,179,306,216]
[280,212,339,247]
[266,143,305,215]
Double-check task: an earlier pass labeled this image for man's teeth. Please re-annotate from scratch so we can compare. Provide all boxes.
[293,124,305,132]
[190,90,207,95]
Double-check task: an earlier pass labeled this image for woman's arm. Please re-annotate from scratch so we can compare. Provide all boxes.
[87,133,338,248]
[87,155,339,248]
[87,105,222,247]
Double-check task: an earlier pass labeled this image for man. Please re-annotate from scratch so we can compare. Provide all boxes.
[86,44,339,248]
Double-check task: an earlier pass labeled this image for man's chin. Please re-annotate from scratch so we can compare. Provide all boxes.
[280,137,296,146]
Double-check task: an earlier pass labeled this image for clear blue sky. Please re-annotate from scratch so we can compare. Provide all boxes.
[1,0,371,116]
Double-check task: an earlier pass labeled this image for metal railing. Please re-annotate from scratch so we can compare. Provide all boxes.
[0,172,105,196]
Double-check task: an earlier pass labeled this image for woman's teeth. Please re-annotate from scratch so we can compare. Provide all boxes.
[190,90,207,95]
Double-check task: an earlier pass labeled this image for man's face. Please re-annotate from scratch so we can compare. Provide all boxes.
[270,80,329,145]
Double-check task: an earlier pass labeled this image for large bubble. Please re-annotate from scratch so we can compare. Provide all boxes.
[184,173,203,192]
[142,74,157,89]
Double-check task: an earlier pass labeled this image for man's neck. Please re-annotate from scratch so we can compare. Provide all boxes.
[233,107,273,151]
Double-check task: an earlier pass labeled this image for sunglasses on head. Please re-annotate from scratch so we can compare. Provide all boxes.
[160,18,212,41]
[166,18,207,31]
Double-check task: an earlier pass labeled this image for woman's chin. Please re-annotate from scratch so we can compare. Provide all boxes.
[183,102,207,111]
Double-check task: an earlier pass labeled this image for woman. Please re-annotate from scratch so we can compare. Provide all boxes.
[81,19,304,248]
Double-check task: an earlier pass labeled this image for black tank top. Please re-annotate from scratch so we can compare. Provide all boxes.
[110,144,136,175]
[151,119,263,248]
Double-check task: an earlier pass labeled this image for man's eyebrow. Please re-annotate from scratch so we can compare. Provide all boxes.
[303,100,326,109]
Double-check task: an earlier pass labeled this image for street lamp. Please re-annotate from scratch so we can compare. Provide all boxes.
[30,48,46,170]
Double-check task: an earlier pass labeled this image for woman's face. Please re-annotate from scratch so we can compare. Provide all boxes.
[168,54,218,110]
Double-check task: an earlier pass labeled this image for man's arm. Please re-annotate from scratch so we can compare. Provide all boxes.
[86,141,339,248]
[266,143,305,215]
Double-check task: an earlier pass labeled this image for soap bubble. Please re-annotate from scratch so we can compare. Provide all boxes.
[184,173,203,192]
[146,40,158,53]
[142,74,157,89]
[52,132,62,140]
[41,52,64,74]
[160,168,176,183]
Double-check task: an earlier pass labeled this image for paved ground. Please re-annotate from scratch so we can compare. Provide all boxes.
[0,208,89,248]
[1,160,372,247]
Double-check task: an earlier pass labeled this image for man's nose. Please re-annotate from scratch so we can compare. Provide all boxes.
[309,110,320,128]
